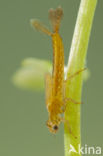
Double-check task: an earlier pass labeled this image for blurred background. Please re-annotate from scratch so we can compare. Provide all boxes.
[0,0,103,156]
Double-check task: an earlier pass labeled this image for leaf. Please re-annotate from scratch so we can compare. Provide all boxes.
[12,58,52,91]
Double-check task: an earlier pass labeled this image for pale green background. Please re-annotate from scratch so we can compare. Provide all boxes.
[0,0,103,156]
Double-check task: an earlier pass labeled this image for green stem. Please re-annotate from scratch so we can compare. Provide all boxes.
[64,0,97,156]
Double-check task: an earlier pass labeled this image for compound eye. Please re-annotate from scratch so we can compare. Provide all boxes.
[53,125,58,130]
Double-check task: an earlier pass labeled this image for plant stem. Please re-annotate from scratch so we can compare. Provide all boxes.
[64,0,97,156]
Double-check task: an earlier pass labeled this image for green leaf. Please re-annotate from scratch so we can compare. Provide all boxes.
[64,0,97,156]
[12,58,52,91]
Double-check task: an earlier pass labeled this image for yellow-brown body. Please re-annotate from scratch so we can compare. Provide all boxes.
[31,6,85,136]
[31,7,65,133]
[31,7,84,135]
[52,33,64,99]
[46,33,65,133]
[31,7,78,133]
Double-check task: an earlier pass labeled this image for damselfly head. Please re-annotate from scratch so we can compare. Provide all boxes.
[46,120,59,134]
